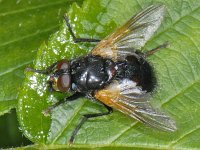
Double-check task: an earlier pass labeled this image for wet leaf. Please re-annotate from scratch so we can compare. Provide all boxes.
[18,0,200,149]
[0,0,82,115]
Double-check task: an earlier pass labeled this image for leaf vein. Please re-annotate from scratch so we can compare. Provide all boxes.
[169,29,198,79]
[52,101,86,144]
[0,25,59,48]
[0,1,67,17]
[184,94,200,107]
[110,122,138,143]
[154,54,178,91]
[151,5,200,41]
[168,47,196,81]
[170,125,200,147]
[0,60,32,77]
[174,25,200,53]
[161,80,200,106]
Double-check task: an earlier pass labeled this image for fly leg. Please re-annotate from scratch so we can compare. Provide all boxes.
[133,42,169,62]
[145,41,169,57]
[43,93,84,116]
[69,104,113,144]
[64,15,100,43]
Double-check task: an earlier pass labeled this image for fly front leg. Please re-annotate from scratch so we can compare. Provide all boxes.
[69,104,113,144]
[64,15,101,43]
[43,92,85,116]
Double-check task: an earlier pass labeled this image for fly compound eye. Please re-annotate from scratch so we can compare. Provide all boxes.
[57,59,70,70]
[57,74,71,92]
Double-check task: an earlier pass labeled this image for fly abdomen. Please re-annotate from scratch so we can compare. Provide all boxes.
[116,55,156,92]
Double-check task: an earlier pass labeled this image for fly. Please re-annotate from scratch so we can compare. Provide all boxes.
[26,5,177,143]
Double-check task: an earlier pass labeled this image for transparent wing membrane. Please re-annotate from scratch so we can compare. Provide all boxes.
[115,5,165,50]
[95,79,177,132]
[92,5,165,60]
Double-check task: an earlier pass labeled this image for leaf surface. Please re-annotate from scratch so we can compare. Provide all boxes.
[18,0,200,149]
[0,0,82,115]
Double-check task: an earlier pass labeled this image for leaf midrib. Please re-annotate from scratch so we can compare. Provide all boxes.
[20,142,199,150]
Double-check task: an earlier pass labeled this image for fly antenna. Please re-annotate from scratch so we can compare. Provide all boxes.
[25,67,49,75]
[145,41,169,57]
[25,62,57,75]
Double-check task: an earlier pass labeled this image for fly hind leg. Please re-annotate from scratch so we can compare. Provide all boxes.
[69,104,113,144]
[145,41,169,57]
[133,41,169,62]
[64,15,100,43]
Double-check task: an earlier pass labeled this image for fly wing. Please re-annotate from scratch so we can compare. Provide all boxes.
[95,79,177,132]
[92,5,165,61]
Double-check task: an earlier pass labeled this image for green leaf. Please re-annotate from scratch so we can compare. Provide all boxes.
[0,0,82,115]
[18,0,200,149]
[0,100,17,116]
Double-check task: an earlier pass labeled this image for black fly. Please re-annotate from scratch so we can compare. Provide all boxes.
[27,5,176,143]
